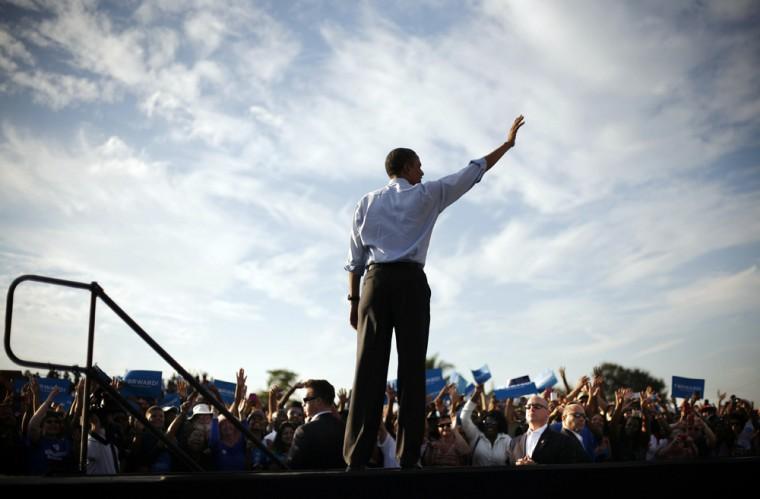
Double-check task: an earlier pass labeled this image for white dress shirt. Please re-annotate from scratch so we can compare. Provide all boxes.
[526,424,548,458]
[460,399,512,466]
[377,432,400,468]
[345,158,487,274]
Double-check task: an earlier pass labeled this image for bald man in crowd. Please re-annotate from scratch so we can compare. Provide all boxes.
[558,403,592,463]
[509,395,581,465]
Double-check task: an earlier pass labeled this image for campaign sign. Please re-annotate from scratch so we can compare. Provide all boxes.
[534,369,558,391]
[508,375,531,387]
[493,382,538,401]
[36,378,72,405]
[471,365,492,385]
[122,370,162,399]
[449,372,470,395]
[672,376,705,399]
[426,369,445,396]
[464,383,475,397]
[160,392,181,408]
[213,380,236,405]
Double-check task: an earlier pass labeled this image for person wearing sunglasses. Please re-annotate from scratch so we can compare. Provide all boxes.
[556,403,592,463]
[509,395,581,465]
[287,379,345,470]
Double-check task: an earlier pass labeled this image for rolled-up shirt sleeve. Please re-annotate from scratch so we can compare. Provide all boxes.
[424,158,487,213]
[344,201,368,275]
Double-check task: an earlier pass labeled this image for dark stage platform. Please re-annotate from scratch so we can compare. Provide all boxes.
[1,458,755,496]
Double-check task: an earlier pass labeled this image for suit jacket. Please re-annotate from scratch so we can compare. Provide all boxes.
[287,413,346,470]
[560,428,592,463]
[509,426,582,465]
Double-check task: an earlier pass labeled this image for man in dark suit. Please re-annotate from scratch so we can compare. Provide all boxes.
[287,379,345,470]
[558,404,592,463]
[509,395,581,465]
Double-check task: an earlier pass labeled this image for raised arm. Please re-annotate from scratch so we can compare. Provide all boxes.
[28,386,60,443]
[483,115,525,171]
[231,368,247,418]
[278,381,305,410]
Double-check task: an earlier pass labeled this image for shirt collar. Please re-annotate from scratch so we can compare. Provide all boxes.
[388,177,411,187]
[307,410,332,423]
[527,424,548,435]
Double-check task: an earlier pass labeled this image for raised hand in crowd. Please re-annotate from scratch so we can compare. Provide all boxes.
[28,375,40,412]
[277,380,305,410]
[229,368,247,418]
[567,375,590,403]
[434,383,450,415]
[268,384,282,423]
[337,388,348,413]
[206,383,223,406]
[446,383,462,418]
[27,385,61,443]
[487,393,499,412]
[558,366,572,393]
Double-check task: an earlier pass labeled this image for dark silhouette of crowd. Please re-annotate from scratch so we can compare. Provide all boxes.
[0,365,756,475]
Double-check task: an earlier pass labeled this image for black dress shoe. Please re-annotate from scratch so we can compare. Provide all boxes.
[345,465,366,472]
[400,462,423,470]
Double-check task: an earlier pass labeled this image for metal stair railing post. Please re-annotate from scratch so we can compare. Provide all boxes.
[5,275,288,472]
[95,287,288,469]
[5,275,203,473]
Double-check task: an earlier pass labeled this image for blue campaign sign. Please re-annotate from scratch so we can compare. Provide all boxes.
[471,365,492,385]
[671,376,705,399]
[534,369,558,391]
[508,375,531,387]
[37,378,73,405]
[122,370,162,399]
[493,382,538,401]
[449,372,469,395]
[213,380,236,405]
[13,378,27,394]
[160,392,181,408]
[426,368,445,396]
[464,383,475,397]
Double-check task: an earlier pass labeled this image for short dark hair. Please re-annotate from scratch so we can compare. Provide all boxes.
[304,379,335,406]
[385,148,417,177]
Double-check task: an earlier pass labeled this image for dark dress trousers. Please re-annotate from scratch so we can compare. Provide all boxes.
[343,263,430,468]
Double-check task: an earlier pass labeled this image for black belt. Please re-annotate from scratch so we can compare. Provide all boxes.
[367,261,423,271]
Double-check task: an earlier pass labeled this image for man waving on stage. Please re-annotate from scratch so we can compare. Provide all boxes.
[343,115,526,470]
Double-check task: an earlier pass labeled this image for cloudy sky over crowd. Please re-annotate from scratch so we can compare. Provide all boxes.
[1,0,759,401]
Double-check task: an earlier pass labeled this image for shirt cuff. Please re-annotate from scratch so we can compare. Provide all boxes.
[344,263,366,275]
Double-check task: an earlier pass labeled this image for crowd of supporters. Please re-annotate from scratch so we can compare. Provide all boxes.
[0,366,757,475]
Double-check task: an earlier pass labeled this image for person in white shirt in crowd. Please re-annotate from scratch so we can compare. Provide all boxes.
[86,408,119,475]
[460,384,512,466]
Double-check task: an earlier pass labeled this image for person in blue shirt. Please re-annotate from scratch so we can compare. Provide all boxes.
[344,115,526,470]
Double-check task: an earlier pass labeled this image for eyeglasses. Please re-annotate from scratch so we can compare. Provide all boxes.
[302,396,317,404]
[525,404,547,410]
[568,412,586,419]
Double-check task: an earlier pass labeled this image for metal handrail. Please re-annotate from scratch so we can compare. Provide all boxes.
[4,274,288,472]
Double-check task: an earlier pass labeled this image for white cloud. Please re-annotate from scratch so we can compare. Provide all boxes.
[1,1,758,400]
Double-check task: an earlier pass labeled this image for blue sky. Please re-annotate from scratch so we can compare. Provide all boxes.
[1,0,759,402]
